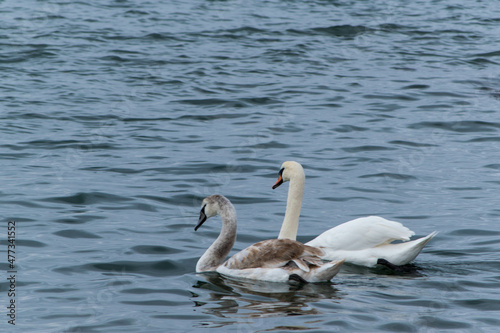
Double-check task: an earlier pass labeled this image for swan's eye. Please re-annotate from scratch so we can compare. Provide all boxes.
[279,168,284,176]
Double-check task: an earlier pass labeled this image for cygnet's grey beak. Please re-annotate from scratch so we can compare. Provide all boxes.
[195,205,207,231]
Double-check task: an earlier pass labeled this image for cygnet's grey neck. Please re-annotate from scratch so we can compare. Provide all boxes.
[196,203,237,272]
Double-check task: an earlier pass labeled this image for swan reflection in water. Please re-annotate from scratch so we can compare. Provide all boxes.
[192,272,342,321]
[190,265,427,329]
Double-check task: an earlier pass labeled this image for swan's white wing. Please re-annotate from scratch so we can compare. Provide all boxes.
[305,216,415,251]
[223,239,323,271]
[315,231,438,266]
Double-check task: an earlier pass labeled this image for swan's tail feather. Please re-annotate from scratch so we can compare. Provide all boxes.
[419,230,438,245]
[385,231,438,266]
[410,230,437,253]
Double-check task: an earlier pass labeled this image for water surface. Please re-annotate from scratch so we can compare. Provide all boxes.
[1,0,500,332]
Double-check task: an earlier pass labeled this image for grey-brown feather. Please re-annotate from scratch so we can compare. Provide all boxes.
[223,238,325,272]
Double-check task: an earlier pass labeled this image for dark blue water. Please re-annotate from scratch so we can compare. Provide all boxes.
[2,0,500,332]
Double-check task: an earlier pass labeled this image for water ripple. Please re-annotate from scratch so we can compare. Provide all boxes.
[408,121,500,132]
[54,229,102,239]
[4,0,500,331]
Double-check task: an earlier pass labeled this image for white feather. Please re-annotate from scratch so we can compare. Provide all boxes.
[274,161,437,267]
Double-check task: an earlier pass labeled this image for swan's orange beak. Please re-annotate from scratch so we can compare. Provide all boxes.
[272,168,284,189]
[272,175,283,189]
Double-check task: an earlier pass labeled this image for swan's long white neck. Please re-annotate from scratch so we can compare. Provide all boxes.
[278,169,304,240]
[196,205,237,272]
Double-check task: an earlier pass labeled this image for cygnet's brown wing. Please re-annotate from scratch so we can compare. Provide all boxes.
[223,238,324,271]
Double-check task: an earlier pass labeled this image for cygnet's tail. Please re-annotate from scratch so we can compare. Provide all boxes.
[303,260,344,282]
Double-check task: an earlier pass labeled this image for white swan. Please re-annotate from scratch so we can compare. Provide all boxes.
[272,161,438,268]
[195,194,344,283]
